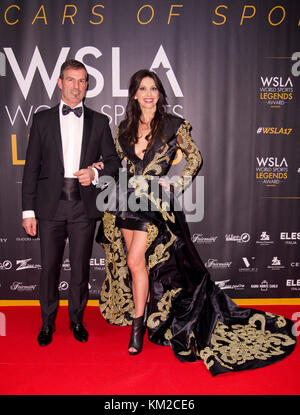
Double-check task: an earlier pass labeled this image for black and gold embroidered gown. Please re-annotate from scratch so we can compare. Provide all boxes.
[96,114,296,376]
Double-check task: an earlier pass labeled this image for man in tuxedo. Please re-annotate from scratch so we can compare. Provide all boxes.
[22,59,120,346]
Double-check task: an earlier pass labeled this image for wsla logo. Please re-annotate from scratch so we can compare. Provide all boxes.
[256,127,292,136]
[259,76,293,107]
[256,157,288,186]
[1,44,183,99]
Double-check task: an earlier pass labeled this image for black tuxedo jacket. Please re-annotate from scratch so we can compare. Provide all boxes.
[22,104,121,219]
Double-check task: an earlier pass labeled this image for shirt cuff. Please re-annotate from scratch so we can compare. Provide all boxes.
[22,210,35,219]
[91,167,99,186]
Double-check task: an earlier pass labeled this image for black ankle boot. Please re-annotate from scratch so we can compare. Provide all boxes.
[128,316,146,355]
[143,302,149,326]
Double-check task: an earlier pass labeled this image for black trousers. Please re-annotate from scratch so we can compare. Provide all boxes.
[38,200,96,326]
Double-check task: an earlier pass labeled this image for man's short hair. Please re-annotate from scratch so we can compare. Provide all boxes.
[59,59,88,80]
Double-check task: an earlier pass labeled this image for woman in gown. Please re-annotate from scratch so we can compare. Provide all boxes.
[96,69,296,375]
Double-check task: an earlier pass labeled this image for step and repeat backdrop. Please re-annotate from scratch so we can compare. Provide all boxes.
[0,0,299,301]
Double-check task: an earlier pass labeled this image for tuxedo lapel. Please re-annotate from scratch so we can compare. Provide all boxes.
[80,106,93,168]
[51,104,64,167]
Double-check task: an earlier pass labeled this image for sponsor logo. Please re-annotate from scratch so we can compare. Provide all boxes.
[191,234,218,244]
[267,256,285,270]
[205,259,232,269]
[88,278,100,295]
[256,157,288,187]
[286,279,300,291]
[286,279,300,292]
[0,260,13,270]
[256,231,274,246]
[239,257,258,273]
[256,127,292,135]
[225,233,250,243]
[62,259,71,271]
[286,279,300,287]
[0,238,7,243]
[215,279,245,291]
[10,281,37,291]
[16,237,40,242]
[280,232,300,245]
[90,258,106,270]
[251,280,278,291]
[16,258,41,271]
[60,258,107,271]
[58,281,69,291]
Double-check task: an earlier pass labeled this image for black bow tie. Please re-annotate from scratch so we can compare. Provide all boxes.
[62,104,83,118]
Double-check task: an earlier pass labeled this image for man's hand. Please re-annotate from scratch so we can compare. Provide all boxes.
[74,168,95,186]
[22,217,37,236]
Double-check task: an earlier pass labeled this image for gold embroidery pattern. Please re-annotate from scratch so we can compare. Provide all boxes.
[115,130,135,175]
[147,190,175,223]
[100,212,134,325]
[114,127,123,159]
[265,312,287,328]
[148,226,177,270]
[146,222,159,250]
[199,313,296,371]
[178,331,196,356]
[173,121,202,194]
[126,174,176,223]
[129,175,149,197]
[147,288,182,332]
[143,144,170,176]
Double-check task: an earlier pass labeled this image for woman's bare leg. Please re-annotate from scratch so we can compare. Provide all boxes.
[122,228,149,353]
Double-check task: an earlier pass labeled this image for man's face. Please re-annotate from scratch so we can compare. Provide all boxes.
[57,67,88,107]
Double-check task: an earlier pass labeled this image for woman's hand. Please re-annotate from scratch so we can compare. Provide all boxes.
[89,161,104,170]
[158,177,170,192]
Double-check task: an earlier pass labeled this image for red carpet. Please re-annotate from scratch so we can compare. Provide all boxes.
[0,305,299,395]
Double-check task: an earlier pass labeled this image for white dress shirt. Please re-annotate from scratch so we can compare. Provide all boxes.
[60,100,84,178]
[23,100,90,219]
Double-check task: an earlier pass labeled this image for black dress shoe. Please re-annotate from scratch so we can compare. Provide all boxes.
[37,325,54,346]
[70,322,88,343]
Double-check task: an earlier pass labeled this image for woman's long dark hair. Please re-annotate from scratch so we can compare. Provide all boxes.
[122,69,168,151]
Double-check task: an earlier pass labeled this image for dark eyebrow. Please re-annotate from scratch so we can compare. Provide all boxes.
[65,76,86,82]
